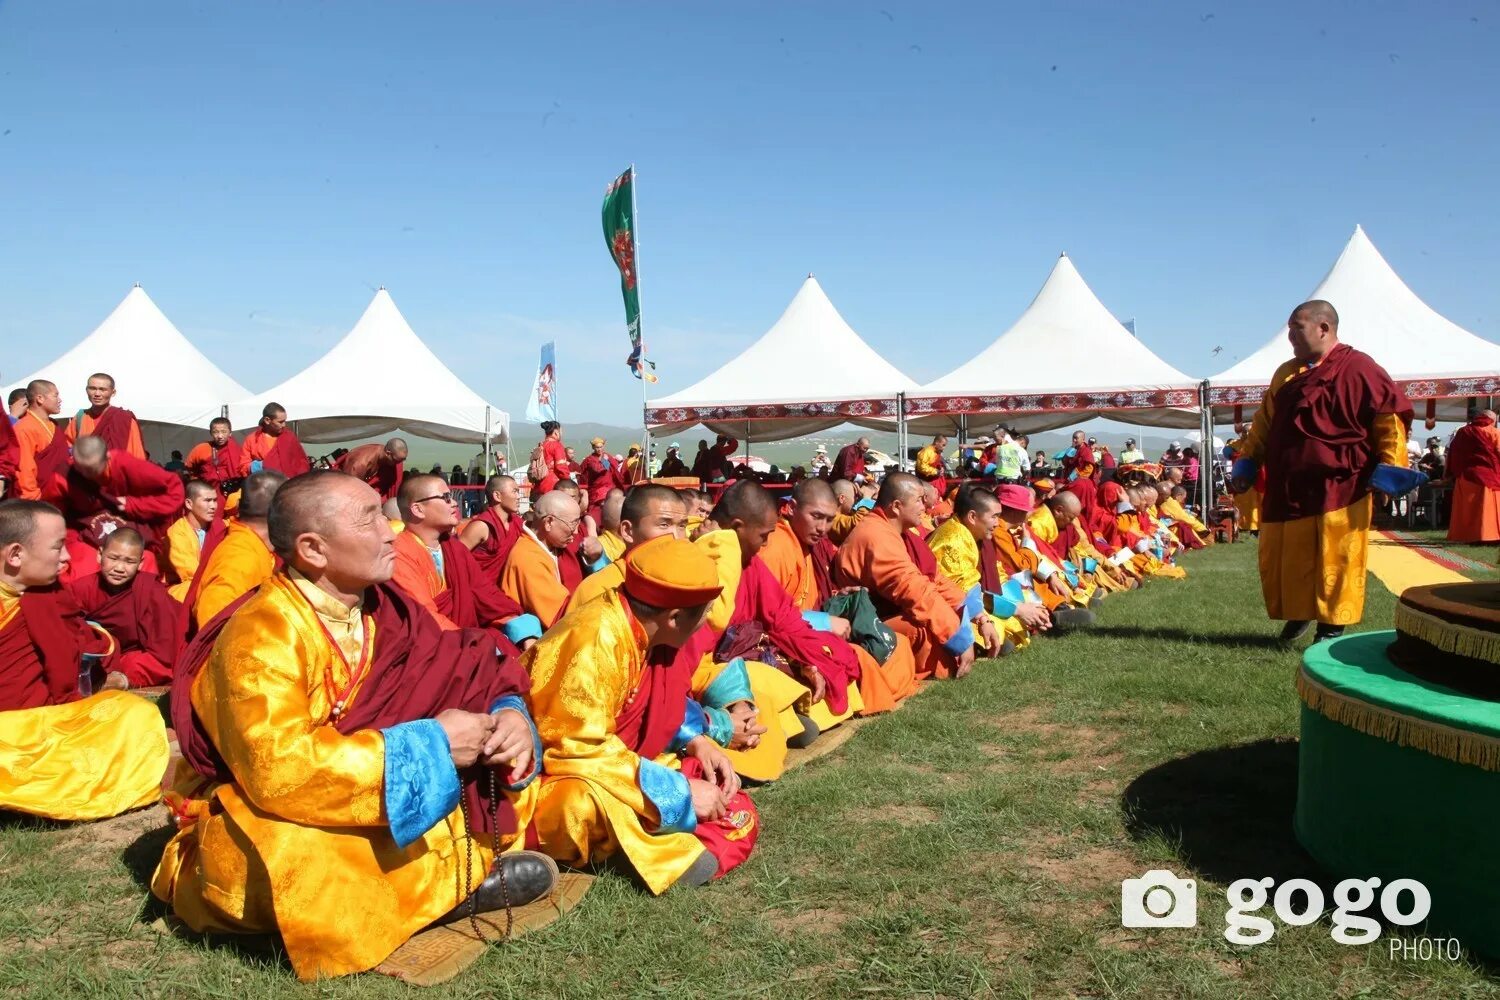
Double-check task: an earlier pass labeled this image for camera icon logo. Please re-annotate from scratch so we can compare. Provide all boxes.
[1121,870,1198,928]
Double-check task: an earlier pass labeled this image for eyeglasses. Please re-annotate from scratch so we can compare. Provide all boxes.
[547,515,581,531]
[414,492,456,505]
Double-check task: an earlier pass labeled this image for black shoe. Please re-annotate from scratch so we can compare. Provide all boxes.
[672,850,720,889]
[1279,620,1314,643]
[786,712,820,749]
[434,850,558,925]
[1313,625,1346,643]
[1050,607,1096,630]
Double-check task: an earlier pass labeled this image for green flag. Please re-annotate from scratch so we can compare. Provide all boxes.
[602,167,653,380]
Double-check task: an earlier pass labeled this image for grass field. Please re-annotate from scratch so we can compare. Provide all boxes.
[3,536,1499,998]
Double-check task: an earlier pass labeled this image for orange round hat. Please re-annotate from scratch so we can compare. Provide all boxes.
[623,536,724,608]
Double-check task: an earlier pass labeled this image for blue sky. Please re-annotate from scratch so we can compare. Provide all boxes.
[2,2,1496,429]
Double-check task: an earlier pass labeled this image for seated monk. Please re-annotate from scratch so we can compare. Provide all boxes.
[548,479,610,589]
[1063,478,1144,587]
[827,478,869,543]
[185,417,243,494]
[69,528,181,690]
[835,472,977,680]
[13,380,71,501]
[0,500,170,820]
[517,535,756,893]
[598,489,627,562]
[1026,491,1100,606]
[239,402,311,477]
[390,473,540,648]
[152,471,558,981]
[164,480,219,601]
[191,471,287,630]
[335,438,408,501]
[64,372,146,460]
[1040,489,1133,595]
[501,490,603,629]
[1124,485,1186,578]
[48,434,184,579]
[991,484,1096,629]
[759,478,922,714]
[928,485,1050,653]
[458,474,524,581]
[1160,485,1210,550]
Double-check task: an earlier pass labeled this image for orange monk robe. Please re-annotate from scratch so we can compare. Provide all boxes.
[1447,417,1500,543]
[1026,506,1098,604]
[239,427,311,477]
[65,405,146,460]
[991,524,1070,612]
[388,531,532,650]
[192,520,277,627]
[1159,497,1210,549]
[498,529,573,629]
[834,508,971,680]
[759,520,920,714]
[164,517,205,602]
[13,411,69,501]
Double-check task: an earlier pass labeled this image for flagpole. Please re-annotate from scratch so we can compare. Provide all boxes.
[631,163,652,479]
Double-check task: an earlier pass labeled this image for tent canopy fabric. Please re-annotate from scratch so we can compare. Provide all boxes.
[645,275,920,440]
[5,285,249,433]
[1209,226,1500,422]
[228,289,509,445]
[905,254,1202,434]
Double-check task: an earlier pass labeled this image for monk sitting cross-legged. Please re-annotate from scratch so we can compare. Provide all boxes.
[152,471,559,981]
[239,402,312,477]
[190,470,287,631]
[835,472,977,680]
[164,480,218,601]
[759,478,922,715]
[390,473,541,650]
[458,474,525,581]
[500,489,602,630]
[0,500,170,820]
[69,528,182,690]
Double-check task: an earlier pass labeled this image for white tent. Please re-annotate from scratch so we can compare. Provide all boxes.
[4,285,249,458]
[905,254,1202,434]
[646,275,920,440]
[1209,226,1500,422]
[229,288,509,445]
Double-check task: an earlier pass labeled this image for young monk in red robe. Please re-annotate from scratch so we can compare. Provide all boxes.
[0,411,18,495]
[1446,409,1500,543]
[64,372,146,460]
[239,402,311,477]
[335,437,408,501]
[12,380,70,500]
[835,472,976,680]
[0,499,171,820]
[69,528,181,690]
[48,434,184,579]
[185,417,243,493]
[458,474,524,580]
[390,473,539,649]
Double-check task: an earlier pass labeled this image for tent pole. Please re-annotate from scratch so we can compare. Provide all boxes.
[896,393,907,475]
[1199,381,1212,517]
[484,407,492,480]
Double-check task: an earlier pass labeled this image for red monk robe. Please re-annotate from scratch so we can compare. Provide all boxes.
[336,443,405,501]
[186,437,244,492]
[240,426,311,477]
[48,452,184,578]
[535,438,569,494]
[1447,414,1500,543]
[389,531,527,653]
[0,416,18,489]
[13,412,71,501]
[0,585,104,709]
[69,571,182,688]
[465,507,523,582]
[67,405,146,461]
[578,452,621,522]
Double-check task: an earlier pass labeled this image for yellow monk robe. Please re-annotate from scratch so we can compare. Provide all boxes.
[499,529,571,629]
[1026,506,1098,604]
[0,581,170,820]
[1235,487,1262,533]
[599,530,627,563]
[164,516,204,602]
[563,549,806,784]
[153,573,534,980]
[515,594,706,894]
[992,524,1070,613]
[828,509,867,545]
[193,520,277,627]
[926,519,1031,650]
[759,519,921,714]
[1114,509,1185,580]
[1238,355,1407,625]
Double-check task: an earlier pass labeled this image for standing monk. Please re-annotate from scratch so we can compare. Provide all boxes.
[1232,300,1412,643]
[240,402,311,477]
[13,380,70,500]
[831,437,871,483]
[190,470,286,629]
[578,437,621,523]
[0,500,171,820]
[534,420,569,494]
[335,438,408,501]
[65,372,146,460]
[50,435,184,578]
[185,418,243,494]
[1446,410,1500,543]
[164,480,219,600]
[915,434,949,494]
[69,528,181,690]
[458,474,524,580]
[0,401,16,497]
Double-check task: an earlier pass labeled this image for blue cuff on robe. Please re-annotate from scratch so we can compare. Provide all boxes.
[982,463,997,476]
[638,759,696,835]
[1083,557,1098,573]
[699,657,754,709]
[1231,457,1259,483]
[802,610,832,632]
[942,621,975,656]
[986,591,1018,619]
[853,498,875,512]
[962,584,984,620]
[1061,560,1080,588]
[1369,464,1428,496]
[669,697,709,753]
[703,705,734,747]
[585,551,611,574]
[488,694,542,790]
[382,719,461,848]
[501,614,543,645]
[249,459,264,473]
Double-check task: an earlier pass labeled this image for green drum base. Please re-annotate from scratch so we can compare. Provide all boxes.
[1297,631,1500,960]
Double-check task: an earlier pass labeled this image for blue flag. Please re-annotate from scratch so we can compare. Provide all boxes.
[525,342,557,423]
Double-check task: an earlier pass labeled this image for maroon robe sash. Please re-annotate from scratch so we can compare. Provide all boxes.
[191,438,244,490]
[810,537,839,606]
[0,586,102,710]
[32,418,72,490]
[69,571,182,669]
[468,508,523,580]
[0,416,18,483]
[174,577,531,835]
[615,598,705,761]
[730,557,854,714]
[978,536,1005,594]
[1262,343,1412,522]
[178,513,232,642]
[249,428,312,477]
[433,535,525,659]
[74,406,138,453]
[1448,418,1500,491]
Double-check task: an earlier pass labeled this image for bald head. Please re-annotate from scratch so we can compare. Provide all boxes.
[72,434,108,472]
[1048,490,1082,527]
[601,489,626,533]
[267,470,395,586]
[26,379,56,404]
[397,473,448,522]
[953,484,1000,519]
[268,471,356,558]
[1288,299,1341,363]
[532,489,578,521]
[551,479,582,501]
[792,477,837,508]
[239,470,288,521]
[385,437,409,462]
[876,471,923,509]
[711,480,778,529]
[185,479,217,502]
[620,484,688,548]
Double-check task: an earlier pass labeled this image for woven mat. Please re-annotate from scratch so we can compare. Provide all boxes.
[373,872,593,986]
